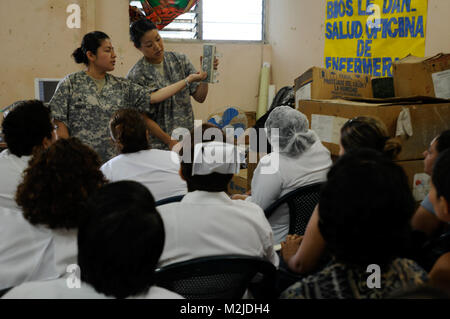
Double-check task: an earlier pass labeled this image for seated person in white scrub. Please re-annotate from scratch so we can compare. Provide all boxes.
[0,100,57,291]
[15,138,107,277]
[157,123,279,268]
[233,106,332,245]
[0,100,54,210]
[100,108,187,201]
[4,181,182,299]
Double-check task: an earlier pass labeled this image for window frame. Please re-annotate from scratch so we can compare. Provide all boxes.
[131,0,267,44]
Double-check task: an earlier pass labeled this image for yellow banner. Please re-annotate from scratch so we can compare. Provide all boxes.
[324,0,428,76]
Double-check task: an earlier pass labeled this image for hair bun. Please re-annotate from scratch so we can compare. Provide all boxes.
[72,47,87,64]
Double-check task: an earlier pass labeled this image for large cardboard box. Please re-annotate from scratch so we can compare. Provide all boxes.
[294,67,373,106]
[393,53,450,99]
[298,98,450,161]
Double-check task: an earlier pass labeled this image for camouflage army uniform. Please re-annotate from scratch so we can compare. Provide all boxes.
[49,71,153,162]
[127,52,200,150]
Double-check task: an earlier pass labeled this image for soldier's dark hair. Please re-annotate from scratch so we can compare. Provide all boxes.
[109,108,149,154]
[2,100,53,157]
[130,19,158,48]
[72,31,110,66]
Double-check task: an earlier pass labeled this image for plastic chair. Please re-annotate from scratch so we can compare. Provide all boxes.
[264,182,323,236]
[155,195,185,207]
[154,255,277,299]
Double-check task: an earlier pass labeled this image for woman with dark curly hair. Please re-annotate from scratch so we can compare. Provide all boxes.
[100,108,186,201]
[15,137,107,274]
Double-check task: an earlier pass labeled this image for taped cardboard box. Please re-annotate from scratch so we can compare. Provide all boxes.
[294,67,373,107]
[298,98,450,161]
[393,53,450,99]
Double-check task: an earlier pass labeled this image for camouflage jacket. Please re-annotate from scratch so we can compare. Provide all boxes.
[127,51,200,150]
[49,71,152,162]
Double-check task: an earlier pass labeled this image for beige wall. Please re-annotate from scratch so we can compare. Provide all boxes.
[0,0,264,124]
[266,0,450,88]
[1,0,450,126]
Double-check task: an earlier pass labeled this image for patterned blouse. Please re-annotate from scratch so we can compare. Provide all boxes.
[281,258,428,299]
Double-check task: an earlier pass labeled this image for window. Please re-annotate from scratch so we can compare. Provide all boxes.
[129,0,265,41]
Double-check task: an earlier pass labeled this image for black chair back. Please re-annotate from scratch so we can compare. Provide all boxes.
[154,255,276,299]
[155,195,185,207]
[264,182,323,235]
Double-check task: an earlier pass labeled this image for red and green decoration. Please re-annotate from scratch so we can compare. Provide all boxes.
[130,0,200,30]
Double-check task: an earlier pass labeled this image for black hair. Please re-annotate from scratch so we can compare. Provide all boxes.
[72,31,110,66]
[180,123,233,192]
[318,148,415,267]
[2,100,53,157]
[109,108,149,154]
[78,181,164,299]
[436,130,450,153]
[432,149,450,203]
[130,18,158,48]
[340,116,402,160]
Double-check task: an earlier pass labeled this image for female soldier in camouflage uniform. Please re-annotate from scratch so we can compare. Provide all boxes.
[49,31,206,162]
[127,19,218,150]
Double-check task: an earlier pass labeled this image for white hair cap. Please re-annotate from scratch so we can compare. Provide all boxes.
[192,141,246,176]
[265,106,317,157]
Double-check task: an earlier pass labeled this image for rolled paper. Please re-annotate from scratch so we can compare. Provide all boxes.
[257,62,271,120]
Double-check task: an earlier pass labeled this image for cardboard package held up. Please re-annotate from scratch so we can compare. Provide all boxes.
[298,98,450,161]
[393,53,450,99]
[294,67,373,106]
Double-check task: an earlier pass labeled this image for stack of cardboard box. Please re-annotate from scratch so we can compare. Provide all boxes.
[294,53,450,201]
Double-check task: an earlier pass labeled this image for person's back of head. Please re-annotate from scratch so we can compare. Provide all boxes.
[430,149,450,223]
[340,116,402,160]
[318,148,415,267]
[15,137,107,229]
[1,100,53,157]
[109,108,149,154]
[78,181,164,299]
[180,123,238,193]
[264,106,317,157]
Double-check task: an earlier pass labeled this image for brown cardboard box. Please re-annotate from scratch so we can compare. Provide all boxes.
[294,67,373,106]
[298,98,450,161]
[393,53,450,99]
[396,160,430,202]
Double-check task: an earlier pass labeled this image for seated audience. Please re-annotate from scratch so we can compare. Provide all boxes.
[281,116,402,275]
[157,123,279,268]
[426,150,450,293]
[100,108,187,201]
[4,181,182,299]
[15,138,107,275]
[0,100,57,291]
[281,149,428,299]
[412,130,450,237]
[233,106,332,245]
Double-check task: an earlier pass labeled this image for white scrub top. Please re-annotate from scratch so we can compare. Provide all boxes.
[247,140,332,244]
[158,191,279,268]
[101,149,187,201]
[0,150,30,210]
[3,278,183,299]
